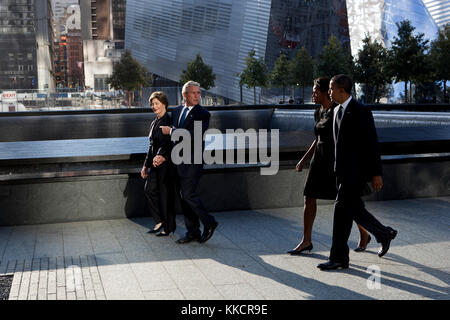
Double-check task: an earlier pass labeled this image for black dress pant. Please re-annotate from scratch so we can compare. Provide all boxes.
[330,181,392,264]
[178,175,216,237]
[144,162,176,233]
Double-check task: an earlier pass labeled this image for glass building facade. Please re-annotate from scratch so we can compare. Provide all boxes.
[125,0,445,104]
[125,0,271,103]
[347,0,439,56]
[125,0,349,104]
[423,0,450,28]
[0,0,54,90]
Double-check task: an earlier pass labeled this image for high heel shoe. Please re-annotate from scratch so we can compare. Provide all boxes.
[147,223,163,234]
[354,235,371,252]
[287,243,313,255]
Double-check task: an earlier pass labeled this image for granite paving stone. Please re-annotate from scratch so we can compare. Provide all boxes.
[0,196,448,300]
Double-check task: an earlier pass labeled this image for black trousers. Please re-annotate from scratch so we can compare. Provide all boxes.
[330,181,392,264]
[178,175,216,237]
[144,162,176,233]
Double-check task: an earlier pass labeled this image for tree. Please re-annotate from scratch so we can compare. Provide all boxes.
[430,23,450,102]
[316,35,353,78]
[239,50,269,104]
[386,20,429,103]
[291,46,315,103]
[353,35,392,103]
[106,50,152,107]
[271,53,291,103]
[180,53,216,90]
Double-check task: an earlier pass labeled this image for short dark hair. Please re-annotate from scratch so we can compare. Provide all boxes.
[314,77,330,93]
[149,91,168,108]
[331,74,353,94]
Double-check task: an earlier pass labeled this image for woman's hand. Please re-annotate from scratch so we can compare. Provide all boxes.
[141,166,148,179]
[296,158,306,172]
[153,155,166,167]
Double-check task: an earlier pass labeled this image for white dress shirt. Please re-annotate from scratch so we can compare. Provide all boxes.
[333,95,352,144]
[170,105,194,135]
[178,105,194,126]
[333,96,352,171]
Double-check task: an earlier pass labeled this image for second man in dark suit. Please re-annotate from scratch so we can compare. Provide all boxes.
[161,81,218,244]
[318,74,398,271]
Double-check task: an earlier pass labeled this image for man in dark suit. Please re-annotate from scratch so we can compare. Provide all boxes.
[161,81,218,244]
[318,74,397,271]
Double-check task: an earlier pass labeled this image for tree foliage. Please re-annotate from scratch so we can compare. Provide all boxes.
[106,50,152,106]
[316,35,353,78]
[107,50,152,91]
[271,53,291,102]
[180,53,216,91]
[354,35,392,103]
[239,50,269,104]
[290,46,315,101]
[430,23,450,102]
[386,20,429,103]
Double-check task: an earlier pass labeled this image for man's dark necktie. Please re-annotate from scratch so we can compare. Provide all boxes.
[334,105,343,141]
[179,107,188,127]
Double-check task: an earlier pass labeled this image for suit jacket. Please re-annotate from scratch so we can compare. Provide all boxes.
[170,104,210,177]
[144,113,173,169]
[335,98,382,187]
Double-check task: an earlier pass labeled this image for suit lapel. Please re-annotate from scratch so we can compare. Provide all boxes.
[182,104,198,128]
[172,105,183,127]
[338,99,355,140]
[148,118,157,138]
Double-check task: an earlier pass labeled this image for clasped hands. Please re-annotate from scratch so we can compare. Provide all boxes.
[140,155,166,179]
[152,155,166,167]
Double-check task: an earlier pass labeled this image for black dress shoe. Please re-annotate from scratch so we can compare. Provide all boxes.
[378,228,397,257]
[156,231,172,237]
[317,260,349,271]
[176,234,201,244]
[354,235,372,252]
[287,243,313,255]
[147,224,163,234]
[199,221,218,243]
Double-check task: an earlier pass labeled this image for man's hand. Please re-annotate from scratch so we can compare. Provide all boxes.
[140,166,148,179]
[153,155,166,167]
[372,175,383,192]
[160,126,171,135]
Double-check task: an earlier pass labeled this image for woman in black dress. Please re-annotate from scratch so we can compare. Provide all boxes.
[141,91,176,236]
[287,78,370,254]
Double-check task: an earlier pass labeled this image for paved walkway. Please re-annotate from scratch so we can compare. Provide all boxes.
[0,197,449,300]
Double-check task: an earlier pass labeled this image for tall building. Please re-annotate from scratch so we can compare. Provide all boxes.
[112,0,126,40]
[265,0,350,71]
[52,2,84,88]
[321,0,444,58]
[80,0,125,90]
[0,0,54,90]
[54,34,68,87]
[125,0,349,104]
[65,5,84,88]
[423,0,450,28]
[52,0,78,21]
[80,0,114,40]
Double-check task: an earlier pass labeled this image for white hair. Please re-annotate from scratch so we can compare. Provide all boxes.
[182,81,201,94]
